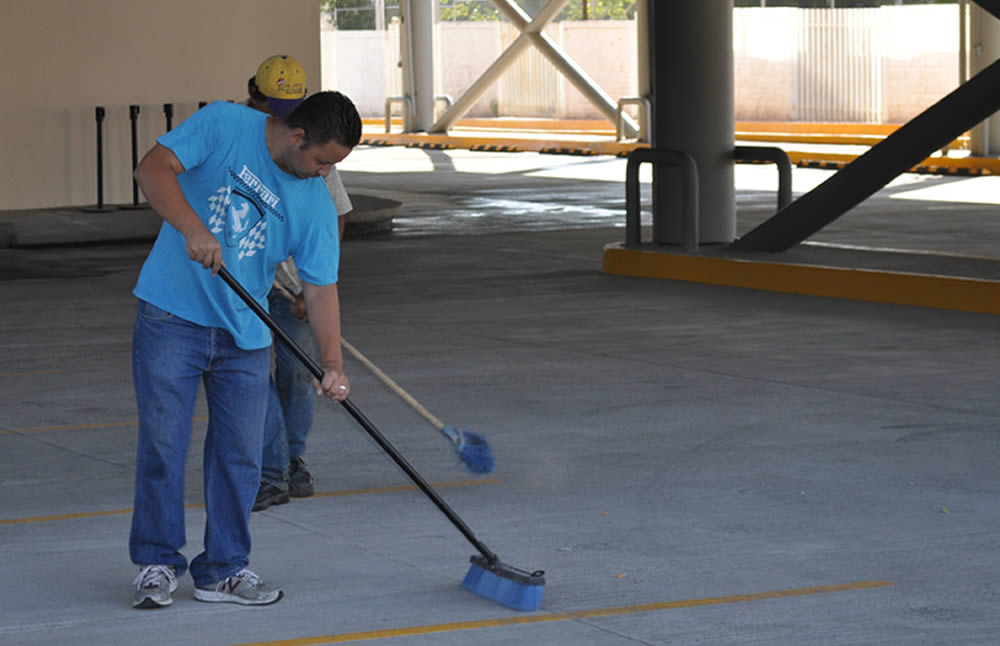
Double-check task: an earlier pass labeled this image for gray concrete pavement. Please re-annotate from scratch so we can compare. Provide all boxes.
[1,148,999,645]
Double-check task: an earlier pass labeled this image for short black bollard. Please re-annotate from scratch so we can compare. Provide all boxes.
[198,101,207,109]
[163,103,174,132]
[82,106,117,213]
[120,105,147,209]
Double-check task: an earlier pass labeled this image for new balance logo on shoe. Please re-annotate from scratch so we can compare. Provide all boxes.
[132,564,178,609]
[193,568,283,606]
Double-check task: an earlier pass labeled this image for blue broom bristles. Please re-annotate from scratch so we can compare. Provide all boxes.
[461,556,545,611]
[443,426,495,474]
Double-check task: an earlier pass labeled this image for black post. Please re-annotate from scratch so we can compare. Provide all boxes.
[129,105,140,205]
[198,101,207,109]
[163,103,173,132]
[82,106,116,213]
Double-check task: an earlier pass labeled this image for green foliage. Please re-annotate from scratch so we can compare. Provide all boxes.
[561,0,637,20]
[439,1,500,22]
[321,0,399,30]
[324,0,638,27]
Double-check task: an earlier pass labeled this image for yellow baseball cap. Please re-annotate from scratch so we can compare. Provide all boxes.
[253,55,307,116]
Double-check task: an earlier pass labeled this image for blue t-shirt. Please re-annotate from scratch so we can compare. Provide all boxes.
[133,101,339,350]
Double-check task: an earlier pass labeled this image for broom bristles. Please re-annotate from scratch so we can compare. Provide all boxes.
[444,426,495,474]
[461,556,545,611]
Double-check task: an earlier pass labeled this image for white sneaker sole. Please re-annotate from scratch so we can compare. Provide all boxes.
[193,588,284,606]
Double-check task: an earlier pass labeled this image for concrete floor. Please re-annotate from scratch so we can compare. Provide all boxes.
[1,148,1000,645]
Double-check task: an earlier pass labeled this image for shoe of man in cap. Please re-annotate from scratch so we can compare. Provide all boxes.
[244,55,354,512]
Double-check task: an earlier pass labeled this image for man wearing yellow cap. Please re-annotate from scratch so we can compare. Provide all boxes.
[245,55,354,512]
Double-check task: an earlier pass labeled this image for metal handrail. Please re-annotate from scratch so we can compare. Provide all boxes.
[625,148,698,251]
[616,96,651,143]
[733,146,792,211]
[384,96,412,133]
[435,94,454,112]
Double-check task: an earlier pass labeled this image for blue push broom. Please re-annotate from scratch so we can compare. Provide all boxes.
[220,268,545,611]
[340,337,494,474]
[272,284,494,474]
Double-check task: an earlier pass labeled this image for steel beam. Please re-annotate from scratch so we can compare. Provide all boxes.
[430,0,637,136]
[731,52,1000,252]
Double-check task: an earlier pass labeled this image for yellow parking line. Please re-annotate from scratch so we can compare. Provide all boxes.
[2,421,138,434]
[233,580,893,646]
[1,416,209,435]
[0,504,201,525]
[0,369,62,377]
[0,479,496,525]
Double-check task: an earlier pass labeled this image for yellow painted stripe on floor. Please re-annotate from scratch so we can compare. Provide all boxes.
[3,421,138,434]
[0,369,62,377]
[737,121,902,135]
[602,244,1000,316]
[738,132,885,145]
[0,504,203,525]
[357,132,994,174]
[234,580,893,646]
[361,117,614,132]
[0,479,495,526]
[1,416,209,435]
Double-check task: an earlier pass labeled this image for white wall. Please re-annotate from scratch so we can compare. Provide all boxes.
[881,5,959,123]
[559,21,637,120]
[734,9,801,121]
[323,29,390,115]
[0,0,322,210]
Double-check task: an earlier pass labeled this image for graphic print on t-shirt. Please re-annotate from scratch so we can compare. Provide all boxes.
[206,165,283,261]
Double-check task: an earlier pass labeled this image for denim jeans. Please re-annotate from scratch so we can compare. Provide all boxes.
[260,289,317,486]
[129,300,269,587]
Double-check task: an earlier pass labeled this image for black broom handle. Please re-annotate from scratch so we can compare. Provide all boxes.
[218,267,497,563]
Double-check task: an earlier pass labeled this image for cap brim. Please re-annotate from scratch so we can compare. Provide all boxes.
[267,96,305,117]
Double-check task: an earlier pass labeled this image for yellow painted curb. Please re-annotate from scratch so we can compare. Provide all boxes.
[602,243,1000,316]
[359,131,993,174]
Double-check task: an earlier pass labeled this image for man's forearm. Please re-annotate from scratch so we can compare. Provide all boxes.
[302,282,344,370]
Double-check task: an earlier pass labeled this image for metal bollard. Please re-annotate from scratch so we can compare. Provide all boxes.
[82,106,117,213]
[120,105,146,209]
[163,103,174,132]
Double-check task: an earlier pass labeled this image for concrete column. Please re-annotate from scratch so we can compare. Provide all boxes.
[401,0,435,132]
[636,0,650,142]
[649,0,735,245]
[969,4,1000,155]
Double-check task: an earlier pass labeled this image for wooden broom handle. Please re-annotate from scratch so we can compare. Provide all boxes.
[272,283,446,431]
[339,338,445,431]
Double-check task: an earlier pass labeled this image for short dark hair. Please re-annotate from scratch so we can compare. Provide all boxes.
[284,91,362,150]
[247,76,267,103]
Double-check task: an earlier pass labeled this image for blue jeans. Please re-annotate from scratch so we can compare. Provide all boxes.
[129,300,269,587]
[260,289,317,487]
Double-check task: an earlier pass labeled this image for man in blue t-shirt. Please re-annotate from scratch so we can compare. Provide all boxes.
[128,91,362,609]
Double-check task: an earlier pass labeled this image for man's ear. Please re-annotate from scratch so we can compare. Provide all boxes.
[289,128,306,148]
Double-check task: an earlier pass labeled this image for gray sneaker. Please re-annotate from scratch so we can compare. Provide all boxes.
[193,568,283,606]
[132,564,178,609]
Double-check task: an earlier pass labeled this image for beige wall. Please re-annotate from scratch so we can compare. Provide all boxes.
[0,0,322,210]
[881,5,959,124]
[559,21,637,120]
